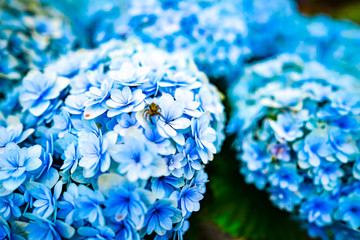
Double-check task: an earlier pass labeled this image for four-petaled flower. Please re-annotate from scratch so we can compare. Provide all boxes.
[106,87,146,117]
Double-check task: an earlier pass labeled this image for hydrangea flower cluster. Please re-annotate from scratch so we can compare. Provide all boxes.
[42,0,297,83]
[121,0,298,82]
[0,0,74,85]
[0,39,225,239]
[39,0,126,48]
[228,54,360,240]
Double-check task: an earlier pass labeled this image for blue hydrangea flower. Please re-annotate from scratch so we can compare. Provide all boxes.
[268,187,302,212]
[269,113,304,141]
[106,87,146,117]
[24,213,75,240]
[76,185,105,226]
[268,164,303,192]
[110,133,167,182]
[0,143,42,193]
[113,219,140,240]
[26,181,62,219]
[1,40,225,239]
[0,122,34,148]
[78,131,117,178]
[0,193,24,220]
[299,196,336,227]
[103,182,148,227]
[191,114,217,164]
[20,71,69,117]
[113,113,140,137]
[143,199,182,236]
[156,94,191,142]
[84,79,112,120]
[229,54,360,238]
[60,142,80,174]
[335,195,360,230]
[57,183,79,224]
[171,185,204,216]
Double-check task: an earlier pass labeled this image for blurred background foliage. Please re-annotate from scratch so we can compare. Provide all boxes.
[185,1,360,239]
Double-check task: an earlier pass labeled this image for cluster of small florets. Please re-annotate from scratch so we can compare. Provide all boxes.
[121,0,297,82]
[228,54,360,240]
[0,40,225,239]
[60,0,295,82]
[0,0,74,85]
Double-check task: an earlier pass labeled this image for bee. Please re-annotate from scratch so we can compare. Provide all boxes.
[143,103,162,124]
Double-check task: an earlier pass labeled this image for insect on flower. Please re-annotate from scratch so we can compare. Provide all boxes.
[143,103,162,124]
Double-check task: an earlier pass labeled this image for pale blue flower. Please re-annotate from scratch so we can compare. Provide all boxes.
[114,220,140,240]
[330,92,360,115]
[268,164,303,192]
[76,185,105,226]
[0,193,24,220]
[0,123,34,148]
[0,143,42,193]
[294,130,333,168]
[113,113,140,136]
[312,161,344,191]
[106,87,146,117]
[241,140,271,171]
[20,70,68,117]
[299,196,336,227]
[26,181,62,218]
[52,109,72,138]
[35,139,59,189]
[191,114,217,164]
[335,195,360,230]
[159,70,200,89]
[60,143,80,174]
[176,138,201,180]
[143,128,174,155]
[175,89,201,118]
[57,183,79,224]
[151,175,185,199]
[84,79,112,120]
[104,182,148,227]
[109,62,150,86]
[268,187,302,212]
[110,134,167,182]
[143,199,182,236]
[329,129,359,163]
[156,94,191,143]
[269,143,291,162]
[64,94,89,115]
[269,113,304,141]
[171,185,203,216]
[78,131,117,178]
[24,213,75,240]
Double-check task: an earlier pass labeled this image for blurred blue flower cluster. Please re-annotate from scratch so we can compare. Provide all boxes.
[0,0,75,90]
[36,0,360,84]
[39,0,298,82]
[0,40,225,239]
[228,54,360,239]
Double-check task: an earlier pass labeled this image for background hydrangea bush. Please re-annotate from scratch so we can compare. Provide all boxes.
[0,40,225,239]
[0,0,74,86]
[228,54,360,239]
